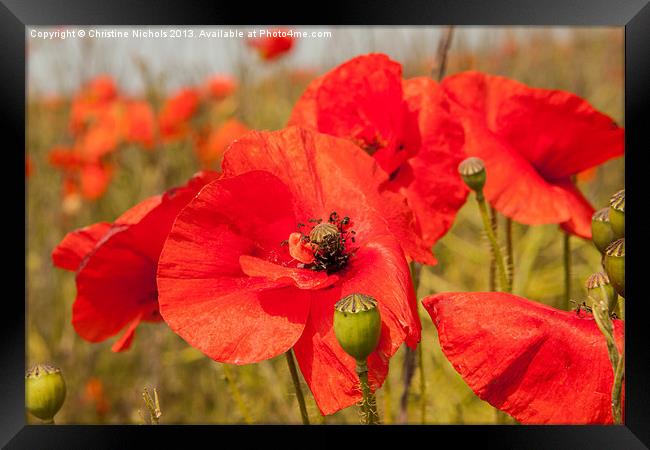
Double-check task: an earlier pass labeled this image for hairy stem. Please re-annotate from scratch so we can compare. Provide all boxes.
[591,296,624,424]
[563,232,571,309]
[612,351,625,424]
[357,360,379,424]
[222,364,253,424]
[476,192,510,293]
[285,349,310,425]
[505,216,514,289]
[489,206,498,291]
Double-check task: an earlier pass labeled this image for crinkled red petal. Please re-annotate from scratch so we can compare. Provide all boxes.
[422,292,624,424]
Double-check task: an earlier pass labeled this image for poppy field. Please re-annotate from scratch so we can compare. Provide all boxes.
[26,27,625,425]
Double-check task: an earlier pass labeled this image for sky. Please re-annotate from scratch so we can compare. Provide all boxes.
[26,26,580,96]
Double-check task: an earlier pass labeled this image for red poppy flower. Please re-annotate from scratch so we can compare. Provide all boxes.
[422,292,624,424]
[157,127,420,414]
[122,100,156,149]
[441,71,624,238]
[83,377,110,417]
[204,75,238,100]
[289,54,468,259]
[247,29,295,61]
[48,146,114,201]
[52,171,219,351]
[158,88,201,141]
[194,119,249,169]
[77,115,121,160]
[69,75,119,135]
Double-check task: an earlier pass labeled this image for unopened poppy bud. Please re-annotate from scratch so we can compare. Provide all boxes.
[585,272,617,312]
[591,208,615,253]
[458,157,486,192]
[25,364,66,422]
[604,238,625,298]
[334,293,381,362]
[609,189,625,239]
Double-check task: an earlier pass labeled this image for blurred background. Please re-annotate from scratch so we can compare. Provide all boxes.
[26,26,624,424]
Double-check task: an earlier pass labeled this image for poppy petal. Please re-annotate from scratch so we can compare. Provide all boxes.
[455,115,573,225]
[392,77,469,247]
[441,72,622,233]
[422,292,624,424]
[52,222,112,271]
[308,54,407,175]
[157,171,311,364]
[558,180,596,239]
[239,255,337,290]
[73,225,158,343]
[442,71,624,180]
[293,235,419,415]
[222,126,435,265]
[69,171,218,347]
[110,312,143,352]
[80,163,114,200]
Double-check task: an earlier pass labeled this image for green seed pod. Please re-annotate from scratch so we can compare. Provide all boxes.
[585,272,617,312]
[591,208,616,253]
[333,293,381,362]
[609,189,625,239]
[604,238,625,298]
[458,157,486,192]
[25,364,66,422]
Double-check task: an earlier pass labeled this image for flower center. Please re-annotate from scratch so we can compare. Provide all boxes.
[282,212,356,274]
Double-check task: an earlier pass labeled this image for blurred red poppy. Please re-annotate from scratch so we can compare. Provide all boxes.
[441,72,624,238]
[157,127,420,414]
[158,88,201,141]
[247,29,295,61]
[83,377,110,417]
[48,146,114,201]
[194,118,248,169]
[52,171,219,352]
[122,100,156,149]
[204,75,238,100]
[422,292,624,424]
[69,75,119,135]
[289,54,468,262]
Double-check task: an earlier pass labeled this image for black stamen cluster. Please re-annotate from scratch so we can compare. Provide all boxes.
[283,211,356,274]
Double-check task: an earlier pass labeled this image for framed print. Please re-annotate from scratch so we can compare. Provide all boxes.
[4,0,649,448]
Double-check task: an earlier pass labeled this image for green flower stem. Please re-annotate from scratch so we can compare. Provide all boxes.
[612,351,625,424]
[356,359,379,424]
[222,364,253,424]
[476,191,510,293]
[563,232,571,309]
[285,349,310,425]
[489,206,498,291]
[506,216,514,288]
[591,296,624,424]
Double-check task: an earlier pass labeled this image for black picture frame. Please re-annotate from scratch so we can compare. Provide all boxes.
[5,0,649,448]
